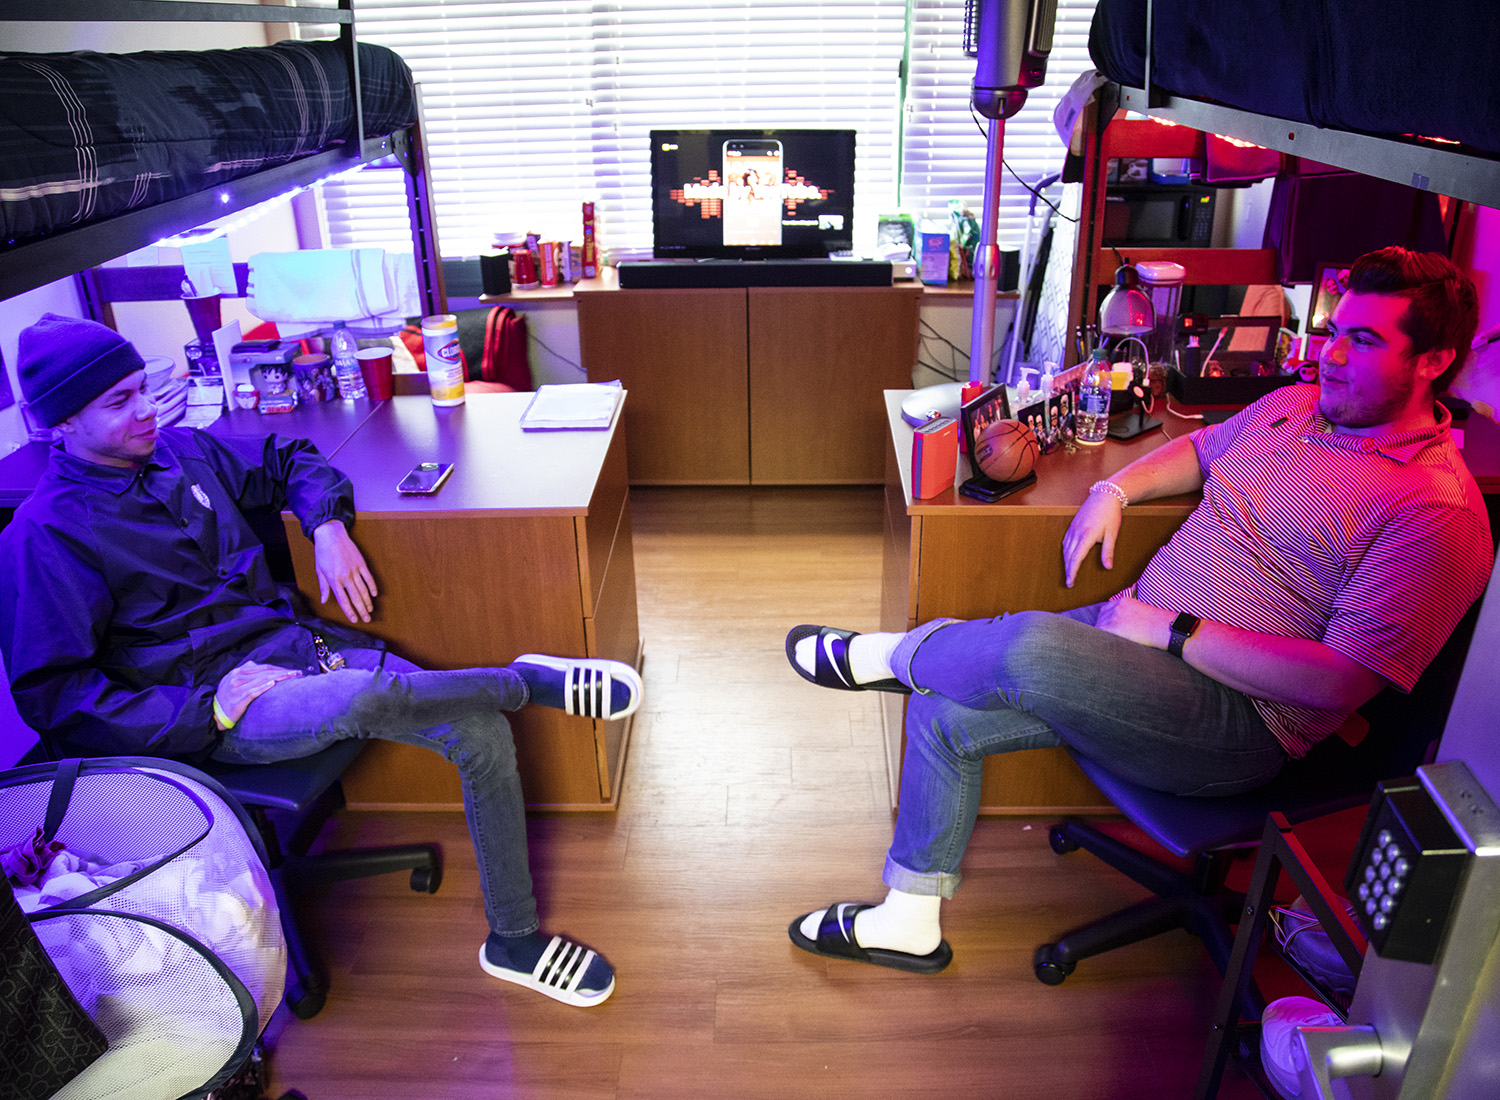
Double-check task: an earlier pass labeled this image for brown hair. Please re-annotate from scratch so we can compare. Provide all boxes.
[1345,247,1479,392]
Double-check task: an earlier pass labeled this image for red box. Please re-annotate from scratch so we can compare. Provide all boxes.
[911,416,958,499]
[581,202,598,278]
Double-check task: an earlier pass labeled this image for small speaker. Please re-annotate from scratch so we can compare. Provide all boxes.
[480,253,512,296]
[617,259,893,289]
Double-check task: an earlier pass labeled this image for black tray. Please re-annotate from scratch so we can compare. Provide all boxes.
[1166,368,1297,406]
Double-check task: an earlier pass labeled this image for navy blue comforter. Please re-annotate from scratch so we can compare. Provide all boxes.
[1089,0,1500,156]
[1,39,417,247]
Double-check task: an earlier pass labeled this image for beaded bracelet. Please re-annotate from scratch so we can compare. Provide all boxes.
[1089,479,1129,507]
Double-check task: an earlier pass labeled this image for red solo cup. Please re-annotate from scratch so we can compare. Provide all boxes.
[356,347,395,400]
[183,294,223,343]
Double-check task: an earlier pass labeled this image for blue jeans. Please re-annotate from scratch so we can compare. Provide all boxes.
[212,648,538,938]
[883,606,1286,897]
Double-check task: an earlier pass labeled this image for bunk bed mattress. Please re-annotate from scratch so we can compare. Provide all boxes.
[1,39,417,246]
[1089,0,1500,156]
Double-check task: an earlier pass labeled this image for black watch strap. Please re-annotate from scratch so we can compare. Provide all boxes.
[1168,613,1201,659]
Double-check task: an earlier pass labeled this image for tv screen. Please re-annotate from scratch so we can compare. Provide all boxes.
[650,129,856,259]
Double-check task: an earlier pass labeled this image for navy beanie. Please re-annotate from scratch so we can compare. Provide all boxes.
[18,313,146,427]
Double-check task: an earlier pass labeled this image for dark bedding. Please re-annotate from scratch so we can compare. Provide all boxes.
[1089,0,1500,156]
[1,39,417,247]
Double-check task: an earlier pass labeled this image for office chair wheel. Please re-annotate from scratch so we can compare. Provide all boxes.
[410,865,442,894]
[1033,943,1075,985]
[1048,826,1080,855]
[285,981,327,1020]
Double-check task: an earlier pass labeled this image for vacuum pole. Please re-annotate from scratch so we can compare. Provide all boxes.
[968,116,1005,385]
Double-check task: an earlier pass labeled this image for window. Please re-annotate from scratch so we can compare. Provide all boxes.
[313,1,1098,260]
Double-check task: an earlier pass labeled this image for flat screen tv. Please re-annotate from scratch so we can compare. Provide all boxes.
[649,129,856,260]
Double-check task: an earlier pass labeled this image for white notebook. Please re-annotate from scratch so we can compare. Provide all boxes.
[519,381,623,431]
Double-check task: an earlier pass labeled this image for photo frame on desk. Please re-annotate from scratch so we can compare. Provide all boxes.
[958,384,1035,502]
[1307,262,1352,336]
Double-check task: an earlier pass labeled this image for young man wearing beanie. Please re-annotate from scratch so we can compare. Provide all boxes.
[0,313,638,1007]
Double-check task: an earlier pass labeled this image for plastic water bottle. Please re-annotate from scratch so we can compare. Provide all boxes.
[330,324,367,400]
[1075,348,1112,446]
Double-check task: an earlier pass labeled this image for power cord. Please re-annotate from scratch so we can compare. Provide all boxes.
[967,106,1079,224]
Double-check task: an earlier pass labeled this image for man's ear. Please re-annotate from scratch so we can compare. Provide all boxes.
[1416,347,1454,389]
[55,415,77,435]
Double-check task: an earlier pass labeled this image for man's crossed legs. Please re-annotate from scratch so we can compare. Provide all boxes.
[786,607,1284,971]
[212,647,641,1007]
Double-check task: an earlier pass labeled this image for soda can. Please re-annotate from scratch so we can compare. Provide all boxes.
[421,314,466,407]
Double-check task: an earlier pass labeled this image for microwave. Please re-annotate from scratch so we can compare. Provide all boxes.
[1102,185,1216,248]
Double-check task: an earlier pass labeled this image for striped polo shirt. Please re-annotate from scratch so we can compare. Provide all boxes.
[1130,384,1492,758]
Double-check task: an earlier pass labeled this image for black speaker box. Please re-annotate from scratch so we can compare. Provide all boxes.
[617,259,893,289]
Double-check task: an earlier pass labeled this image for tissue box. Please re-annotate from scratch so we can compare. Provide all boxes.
[911,416,958,499]
[918,222,950,286]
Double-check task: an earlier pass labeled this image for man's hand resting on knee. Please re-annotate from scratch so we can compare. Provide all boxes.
[313,520,378,623]
[214,660,304,729]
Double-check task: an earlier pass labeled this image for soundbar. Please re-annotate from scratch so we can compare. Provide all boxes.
[617,259,893,289]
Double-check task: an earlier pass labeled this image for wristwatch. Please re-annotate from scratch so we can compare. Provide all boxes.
[1168,612,1201,659]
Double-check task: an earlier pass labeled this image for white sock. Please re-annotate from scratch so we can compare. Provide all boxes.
[793,631,902,686]
[799,889,943,957]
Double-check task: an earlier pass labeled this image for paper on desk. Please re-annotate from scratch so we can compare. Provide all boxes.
[519,381,622,431]
[179,381,225,429]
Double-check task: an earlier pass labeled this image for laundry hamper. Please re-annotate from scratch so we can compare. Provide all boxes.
[0,757,286,1100]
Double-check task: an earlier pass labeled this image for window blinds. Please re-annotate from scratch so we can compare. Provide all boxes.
[312,0,1098,259]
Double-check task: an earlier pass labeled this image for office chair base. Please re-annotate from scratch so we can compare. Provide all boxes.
[1035,817,1242,985]
[285,978,328,1021]
[1032,944,1075,985]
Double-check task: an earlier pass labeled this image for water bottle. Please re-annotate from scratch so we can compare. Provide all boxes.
[1075,348,1112,446]
[330,323,367,400]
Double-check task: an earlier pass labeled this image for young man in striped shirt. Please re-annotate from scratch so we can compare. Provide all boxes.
[785,247,1493,973]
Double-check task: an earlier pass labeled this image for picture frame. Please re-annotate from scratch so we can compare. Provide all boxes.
[957,383,1035,502]
[1307,261,1352,336]
[959,383,1012,480]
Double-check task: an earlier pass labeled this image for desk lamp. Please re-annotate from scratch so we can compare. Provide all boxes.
[1099,262,1163,439]
[900,0,1058,428]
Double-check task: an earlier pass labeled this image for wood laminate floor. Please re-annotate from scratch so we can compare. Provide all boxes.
[265,487,1261,1100]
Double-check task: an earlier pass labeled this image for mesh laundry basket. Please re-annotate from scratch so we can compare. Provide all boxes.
[0,757,285,1100]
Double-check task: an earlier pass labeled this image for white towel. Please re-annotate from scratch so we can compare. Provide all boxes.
[246,248,419,333]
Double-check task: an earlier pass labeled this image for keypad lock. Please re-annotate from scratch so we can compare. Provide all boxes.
[1343,779,1470,964]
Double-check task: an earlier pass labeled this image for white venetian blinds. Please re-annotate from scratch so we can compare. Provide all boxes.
[902,0,1099,244]
[312,0,1098,258]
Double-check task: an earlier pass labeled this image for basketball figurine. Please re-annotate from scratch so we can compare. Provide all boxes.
[974,418,1040,483]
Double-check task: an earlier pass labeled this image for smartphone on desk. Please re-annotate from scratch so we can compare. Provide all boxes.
[397,461,454,494]
[959,471,1036,503]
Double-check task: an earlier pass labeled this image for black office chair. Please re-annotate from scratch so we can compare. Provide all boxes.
[20,737,441,1019]
[199,742,441,1019]
[1032,598,1481,992]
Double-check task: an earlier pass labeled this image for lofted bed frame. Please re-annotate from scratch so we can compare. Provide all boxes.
[0,0,446,317]
[1104,0,1500,211]
[1063,0,1500,361]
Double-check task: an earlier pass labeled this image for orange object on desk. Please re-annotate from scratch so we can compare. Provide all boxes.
[912,416,958,499]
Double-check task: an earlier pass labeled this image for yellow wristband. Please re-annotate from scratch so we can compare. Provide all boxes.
[212,697,237,730]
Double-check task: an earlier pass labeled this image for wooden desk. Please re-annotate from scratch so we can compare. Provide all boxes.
[881,391,1200,814]
[283,393,640,811]
[576,279,922,485]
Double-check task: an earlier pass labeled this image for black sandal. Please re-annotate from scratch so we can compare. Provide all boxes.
[788,903,952,973]
[784,624,910,694]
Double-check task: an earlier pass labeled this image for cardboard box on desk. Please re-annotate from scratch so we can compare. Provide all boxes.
[918,221,950,286]
[912,416,958,499]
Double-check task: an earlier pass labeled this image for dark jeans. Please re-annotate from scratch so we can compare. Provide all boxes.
[883,605,1286,897]
[212,648,538,937]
